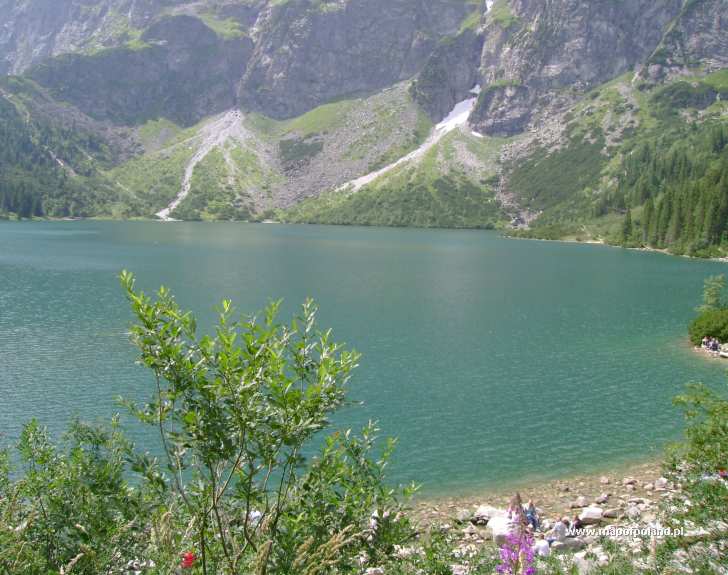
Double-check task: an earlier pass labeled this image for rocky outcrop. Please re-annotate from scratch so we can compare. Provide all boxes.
[410,28,484,122]
[642,0,728,81]
[470,0,685,135]
[27,15,253,126]
[238,0,473,119]
[0,0,165,75]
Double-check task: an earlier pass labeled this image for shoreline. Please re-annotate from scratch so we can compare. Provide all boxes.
[8,217,727,263]
[507,233,728,263]
[412,457,665,525]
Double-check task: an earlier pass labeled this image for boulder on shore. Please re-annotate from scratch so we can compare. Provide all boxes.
[455,508,472,524]
[579,506,604,526]
[473,505,503,525]
[486,515,517,546]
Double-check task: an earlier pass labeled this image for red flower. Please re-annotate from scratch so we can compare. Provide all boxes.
[181,552,196,569]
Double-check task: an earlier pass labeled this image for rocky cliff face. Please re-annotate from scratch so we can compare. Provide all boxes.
[410,27,484,122]
[2,0,728,226]
[27,15,253,126]
[642,0,728,82]
[238,0,474,119]
[469,0,685,135]
[4,0,728,131]
[0,0,167,75]
[6,0,472,124]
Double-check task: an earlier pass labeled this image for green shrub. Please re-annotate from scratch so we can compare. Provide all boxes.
[688,308,728,345]
[0,273,414,575]
[0,419,152,575]
[120,271,413,574]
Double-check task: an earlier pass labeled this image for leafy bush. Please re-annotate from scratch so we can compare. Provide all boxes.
[656,383,728,573]
[0,419,152,574]
[0,273,414,575]
[122,271,413,574]
[688,308,728,345]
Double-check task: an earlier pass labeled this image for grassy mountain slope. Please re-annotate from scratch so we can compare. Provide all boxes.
[99,83,432,221]
[509,69,728,255]
[1,0,726,252]
[0,77,133,218]
[283,128,507,228]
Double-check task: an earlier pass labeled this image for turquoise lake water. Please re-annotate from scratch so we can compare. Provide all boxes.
[1,221,727,496]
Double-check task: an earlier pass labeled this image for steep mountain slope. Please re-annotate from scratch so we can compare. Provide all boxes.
[238,0,475,119]
[0,0,263,75]
[109,82,431,220]
[0,76,137,218]
[1,0,727,257]
[469,0,684,135]
[26,14,253,127]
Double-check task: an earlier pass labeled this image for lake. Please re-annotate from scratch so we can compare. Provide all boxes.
[1,221,726,496]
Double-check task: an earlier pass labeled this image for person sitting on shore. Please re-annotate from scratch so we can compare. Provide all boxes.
[702,336,710,348]
[712,338,721,352]
[533,532,550,557]
[524,499,539,530]
[507,492,528,527]
[570,513,584,532]
[546,517,567,545]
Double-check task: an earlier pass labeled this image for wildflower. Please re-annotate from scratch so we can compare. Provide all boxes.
[181,551,196,569]
[496,530,536,575]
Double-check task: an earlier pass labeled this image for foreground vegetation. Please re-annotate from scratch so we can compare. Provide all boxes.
[1,273,727,574]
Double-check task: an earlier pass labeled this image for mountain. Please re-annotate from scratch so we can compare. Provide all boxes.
[0,0,727,254]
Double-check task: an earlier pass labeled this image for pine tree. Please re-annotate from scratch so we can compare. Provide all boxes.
[621,209,633,245]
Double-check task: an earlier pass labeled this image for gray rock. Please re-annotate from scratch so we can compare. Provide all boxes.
[486,515,517,546]
[473,505,503,525]
[455,508,472,524]
[470,0,686,136]
[573,551,597,574]
[570,496,589,508]
[626,506,642,520]
[579,506,604,526]
[239,0,473,119]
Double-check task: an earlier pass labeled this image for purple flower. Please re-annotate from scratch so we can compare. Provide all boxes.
[496,530,536,575]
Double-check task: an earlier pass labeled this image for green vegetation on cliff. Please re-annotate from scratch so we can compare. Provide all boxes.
[512,70,728,256]
[285,170,499,229]
[284,130,504,229]
[0,78,122,218]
